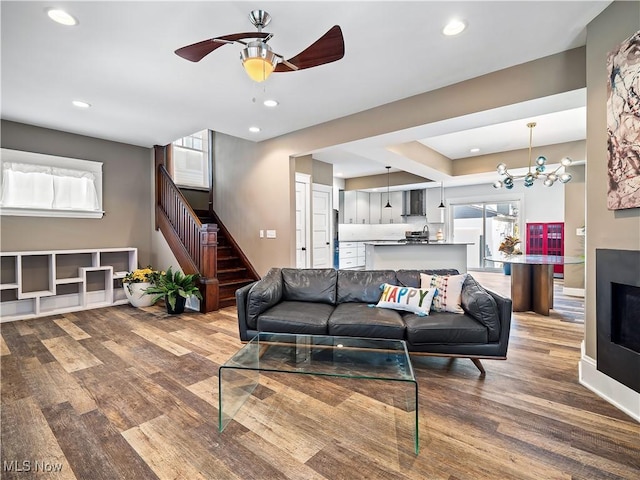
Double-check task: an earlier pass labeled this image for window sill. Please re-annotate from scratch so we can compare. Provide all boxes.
[0,207,105,219]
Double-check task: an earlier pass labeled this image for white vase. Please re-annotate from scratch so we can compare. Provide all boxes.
[123,282,155,307]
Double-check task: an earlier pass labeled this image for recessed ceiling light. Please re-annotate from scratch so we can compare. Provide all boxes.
[72,100,91,108]
[336,172,344,177]
[249,126,261,133]
[47,8,78,26]
[470,147,480,153]
[443,19,466,36]
[263,99,278,107]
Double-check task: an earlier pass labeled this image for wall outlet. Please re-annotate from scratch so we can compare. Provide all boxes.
[259,230,264,238]
[266,229,277,238]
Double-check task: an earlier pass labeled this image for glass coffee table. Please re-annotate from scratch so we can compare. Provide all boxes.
[218,332,419,454]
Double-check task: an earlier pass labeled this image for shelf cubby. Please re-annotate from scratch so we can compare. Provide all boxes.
[0,247,137,322]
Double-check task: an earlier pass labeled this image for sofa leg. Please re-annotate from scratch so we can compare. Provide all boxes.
[470,358,486,375]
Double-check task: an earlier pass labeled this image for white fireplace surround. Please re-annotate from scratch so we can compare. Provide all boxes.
[579,342,640,422]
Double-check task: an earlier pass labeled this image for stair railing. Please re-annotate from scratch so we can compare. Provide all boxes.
[155,152,219,312]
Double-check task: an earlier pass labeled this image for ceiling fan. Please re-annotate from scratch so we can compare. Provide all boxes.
[175,10,345,83]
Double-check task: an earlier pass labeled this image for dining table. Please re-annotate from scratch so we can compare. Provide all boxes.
[485,254,584,316]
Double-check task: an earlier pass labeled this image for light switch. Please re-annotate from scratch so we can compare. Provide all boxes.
[259,230,264,238]
[266,230,277,238]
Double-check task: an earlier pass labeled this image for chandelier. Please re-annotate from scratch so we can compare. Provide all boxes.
[493,122,573,189]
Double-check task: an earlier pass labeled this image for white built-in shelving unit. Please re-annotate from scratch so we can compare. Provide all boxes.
[0,247,137,322]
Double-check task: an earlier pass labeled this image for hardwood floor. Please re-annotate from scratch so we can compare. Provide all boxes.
[1,273,638,479]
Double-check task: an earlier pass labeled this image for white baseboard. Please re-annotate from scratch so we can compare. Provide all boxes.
[579,342,640,422]
[562,287,585,297]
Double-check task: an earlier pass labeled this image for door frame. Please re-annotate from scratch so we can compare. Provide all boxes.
[311,183,333,268]
[295,173,311,268]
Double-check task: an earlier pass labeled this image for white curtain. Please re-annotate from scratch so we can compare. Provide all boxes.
[1,162,99,211]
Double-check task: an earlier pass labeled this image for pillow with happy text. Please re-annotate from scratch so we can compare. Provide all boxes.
[375,283,437,316]
[420,273,467,313]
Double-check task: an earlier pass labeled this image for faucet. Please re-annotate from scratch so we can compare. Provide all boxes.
[422,224,430,242]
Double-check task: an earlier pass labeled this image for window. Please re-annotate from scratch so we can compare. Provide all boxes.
[0,148,103,218]
[172,130,209,189]
[451,200,520,270]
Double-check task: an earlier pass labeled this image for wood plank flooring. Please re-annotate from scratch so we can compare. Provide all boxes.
[1,273,638,479]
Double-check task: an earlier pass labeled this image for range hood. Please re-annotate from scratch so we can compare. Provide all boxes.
[404,189,426,216]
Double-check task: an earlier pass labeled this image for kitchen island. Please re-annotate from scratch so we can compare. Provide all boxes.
[364,242,470,273]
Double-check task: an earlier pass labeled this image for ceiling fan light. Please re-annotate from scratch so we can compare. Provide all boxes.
[241,43,278,82]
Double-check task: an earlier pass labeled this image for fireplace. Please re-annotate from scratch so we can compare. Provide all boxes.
[596,249,640,393]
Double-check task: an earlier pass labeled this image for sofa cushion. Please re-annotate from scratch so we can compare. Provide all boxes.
[247,268,283,329]
[461,275,501,342]
[404,312,488,344]
[337,270,397,303]
[420,273,467,313]
[328,303,406,339]
[281,268,337,304]
[257,301,334,335]
[396,269,461,288]
[376,283,437,315]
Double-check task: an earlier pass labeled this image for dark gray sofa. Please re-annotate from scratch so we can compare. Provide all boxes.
[235,268,512,373]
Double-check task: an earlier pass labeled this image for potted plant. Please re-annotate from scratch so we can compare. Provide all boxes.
[122,266,161,307]
[144,267,202,314]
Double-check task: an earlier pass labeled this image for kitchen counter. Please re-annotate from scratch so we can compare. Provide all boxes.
[364,242,470,272]
[364,241,471,246]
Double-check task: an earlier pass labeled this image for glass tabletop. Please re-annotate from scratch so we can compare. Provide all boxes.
[218,332,419,454]
[485,254,585,265]
[222,332,415,381]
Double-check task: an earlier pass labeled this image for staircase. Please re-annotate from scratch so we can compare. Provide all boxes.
[196,210,257,308]
[154,144,259,312]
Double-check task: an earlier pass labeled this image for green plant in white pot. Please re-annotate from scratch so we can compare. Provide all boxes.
[144,267,202,314]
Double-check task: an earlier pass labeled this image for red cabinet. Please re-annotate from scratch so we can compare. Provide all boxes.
[526,222,564,275]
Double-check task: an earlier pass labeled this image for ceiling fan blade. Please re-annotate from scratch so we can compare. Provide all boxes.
[274,25,344,72]
[175,32,271,62]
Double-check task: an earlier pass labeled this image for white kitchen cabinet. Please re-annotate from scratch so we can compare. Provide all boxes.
[343,191,357,224]
[369,192,382,224]
[380,191,404,224]
[339,241,366,269]
[0,247,138,322]
[356,191,370,224]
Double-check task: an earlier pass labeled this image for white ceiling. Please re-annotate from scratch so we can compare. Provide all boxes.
[1,1,608,183]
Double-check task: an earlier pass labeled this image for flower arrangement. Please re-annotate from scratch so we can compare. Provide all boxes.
[123,266,161,294]
[498,236,522,255]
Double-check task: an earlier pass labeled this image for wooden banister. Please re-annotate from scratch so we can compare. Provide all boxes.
[154,145,219,312]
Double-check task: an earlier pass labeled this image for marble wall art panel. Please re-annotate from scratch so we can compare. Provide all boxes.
[607,30,640,210]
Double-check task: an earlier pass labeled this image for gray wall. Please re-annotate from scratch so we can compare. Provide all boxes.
[585,2,640,359]
[563,164,585,290]
[1,121,154,266]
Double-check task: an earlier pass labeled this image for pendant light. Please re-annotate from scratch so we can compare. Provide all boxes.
[493,122,572,189]
[384,166,392,208]
[438,181,445,208]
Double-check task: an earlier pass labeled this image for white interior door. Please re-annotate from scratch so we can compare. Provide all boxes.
[295,174,311,268]
[312,184,332,268]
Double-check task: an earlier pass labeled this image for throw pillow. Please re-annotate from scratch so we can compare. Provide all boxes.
[375,283,437,316]
[461,275,500,341]
[420,273,467,313]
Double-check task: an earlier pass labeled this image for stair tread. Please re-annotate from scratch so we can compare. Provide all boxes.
[219,278,255,286]
[218,267,247,273]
